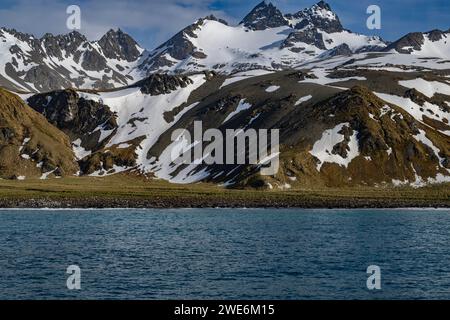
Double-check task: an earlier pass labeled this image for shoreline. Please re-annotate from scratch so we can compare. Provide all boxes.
[0,197,448,209]
[1,207,450,211]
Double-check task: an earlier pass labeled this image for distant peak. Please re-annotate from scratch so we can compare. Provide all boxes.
[240,0,288,30]
[104,28,124,37]
[41,31,87,42]
[250,0,278,12]
[98,27,141,62]
[287,0,343,33]
[202,15,229,26]
[204,14,218,20]
[68,30,87,40]
[315,1,332,11]
[99,28,138,45]
[260,1,274,7]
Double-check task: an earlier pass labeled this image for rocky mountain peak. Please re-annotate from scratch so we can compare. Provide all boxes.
[41,31,88,50]
[384,32,425,54]
[40,31,88,61]
[240,1,289,30]
[98,28,142,62]
[41,30,87,42]
[203,14,229,26]
[286,0,343,33]
[67,30,88,42]
[427,29,447,42]
[316,0,332,11]
[1,28,36,43]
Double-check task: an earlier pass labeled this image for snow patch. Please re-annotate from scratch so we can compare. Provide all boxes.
[220,70,274,88]
[265,85,280,93]
[413,129,445,166]
[223,99,252,124]
[375,92,449,134]
[72,139,92,160]
[295,95,312,106]
[310,123,360,171]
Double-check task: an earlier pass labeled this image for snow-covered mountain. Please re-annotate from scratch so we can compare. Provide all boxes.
[2,0,450,94]
[0,28,145,92]
[138,1,386,75]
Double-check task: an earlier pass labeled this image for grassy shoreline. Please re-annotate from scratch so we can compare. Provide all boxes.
[0,176,448,209]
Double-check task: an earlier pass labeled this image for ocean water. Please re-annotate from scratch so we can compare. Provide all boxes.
[0,208,449,300]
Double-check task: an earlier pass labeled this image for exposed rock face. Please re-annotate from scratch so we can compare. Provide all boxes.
[355,45,387,53]
[204,14,229,26]
[427,30,443,41]
[98,29,142,62]
[281,29,326,50]
[385,32,425,53]
[27,89,117,147]
[41,31,88,60]
[23,65,73,90]
[133,74,194,95]
[79,146,138,175]
[332,125,354,158]
[322,43,353,57]
[0,88,78,179]
[240,1,289,30]
[81,48,108,71]
[404,88,428,106]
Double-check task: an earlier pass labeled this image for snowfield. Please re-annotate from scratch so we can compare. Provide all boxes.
[146,17,387,75]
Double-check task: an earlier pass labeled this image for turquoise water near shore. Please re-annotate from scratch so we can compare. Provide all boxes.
[0,208,449,300]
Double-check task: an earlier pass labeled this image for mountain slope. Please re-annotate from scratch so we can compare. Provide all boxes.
[0,88,78,179]
[22,60,450,187]
[143,72,449,188]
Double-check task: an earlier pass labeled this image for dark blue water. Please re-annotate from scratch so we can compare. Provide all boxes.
[0,208,450,300]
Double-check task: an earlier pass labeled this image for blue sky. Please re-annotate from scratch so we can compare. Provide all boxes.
[0,0,449,49]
